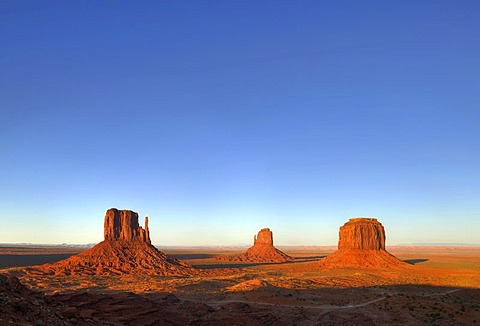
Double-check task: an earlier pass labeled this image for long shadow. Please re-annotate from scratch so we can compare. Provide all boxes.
[0,254,76,268]
[192,256,325,269]
[168,254,216,260]
[293,255,326,260]
[404,258,429,265]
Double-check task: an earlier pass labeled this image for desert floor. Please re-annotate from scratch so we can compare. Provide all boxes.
[1,245,479,325]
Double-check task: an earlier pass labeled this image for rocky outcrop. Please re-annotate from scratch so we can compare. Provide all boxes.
[216,228,292,263]
[29,208,190,276]
[319,217,407,269]
[254,228,273,245]
[0,274,89,325]
[104,208,150,244]
[338,218,385,250]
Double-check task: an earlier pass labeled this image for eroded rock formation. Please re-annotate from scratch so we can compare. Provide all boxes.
[254,228,273,246]
[28,209,190,276]
[104,208,150,243]
[319,217,407,269]
[338,218,385,250]
[216,228,292,262]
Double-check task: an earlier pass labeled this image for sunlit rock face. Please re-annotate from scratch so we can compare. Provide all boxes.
[104,208,150,244]
[338,218,385,250]
[253,228,274,246]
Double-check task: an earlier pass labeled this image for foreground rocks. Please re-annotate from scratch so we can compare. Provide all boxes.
[216,228,293,263]
[320,218,408,269]
[49,290,291,326]
[4,272,479,326]
[0,274,86,325]
[1,274,286,326]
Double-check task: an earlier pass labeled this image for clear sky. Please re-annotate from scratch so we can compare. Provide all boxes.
[1,1,479,246]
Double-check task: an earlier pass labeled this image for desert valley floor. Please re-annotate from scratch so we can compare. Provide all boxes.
[1,245,479,325]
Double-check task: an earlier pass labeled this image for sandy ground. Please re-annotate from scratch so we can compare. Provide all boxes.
[1,245,479,325]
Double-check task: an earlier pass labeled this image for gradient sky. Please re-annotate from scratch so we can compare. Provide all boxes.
[1,1,479,246]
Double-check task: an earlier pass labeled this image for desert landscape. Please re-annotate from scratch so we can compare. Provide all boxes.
[1,209,479,325]
[2,2,479,325]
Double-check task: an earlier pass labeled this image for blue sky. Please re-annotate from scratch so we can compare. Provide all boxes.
[1,1,479,245]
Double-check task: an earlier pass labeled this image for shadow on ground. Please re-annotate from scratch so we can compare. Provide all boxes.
[192,256,325,269]
[0,254,76,268]
[294,255,325,260]
[44,284,480,326]
[168,254,217,260]
[404,258,429,265]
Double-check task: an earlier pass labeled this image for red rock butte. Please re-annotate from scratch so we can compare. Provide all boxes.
[338,218,386,250]
[29,208,190,276]
[216,228,293,263]
[319,217,408,269]
[104,209,151,243]
[254,228,274,245]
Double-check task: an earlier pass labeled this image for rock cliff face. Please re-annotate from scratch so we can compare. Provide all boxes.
[254,228,273,246]
[216,228,292,263]
[319,217,407,269]
[338,218,385,250]
[104,208,150,243]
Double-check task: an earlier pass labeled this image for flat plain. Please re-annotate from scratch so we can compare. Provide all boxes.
[1,245,479,325]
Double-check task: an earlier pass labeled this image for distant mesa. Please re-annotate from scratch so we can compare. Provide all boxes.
[216,228,293,263]
[319,218,408,269]
[29,208,190,276]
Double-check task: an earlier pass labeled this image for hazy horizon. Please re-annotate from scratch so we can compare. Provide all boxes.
[1,1,479,246]
[2,241,480,247]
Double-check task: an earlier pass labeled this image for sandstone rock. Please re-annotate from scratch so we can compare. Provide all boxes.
[319,217,408,269]
[29,208,192,276]
[338,218,385,250]
[60,306,77,319]
[216,228,292,263]
[6,275,24,293]
[254,228,273,246]
[0,275,69,325]
[104,208,150,244]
